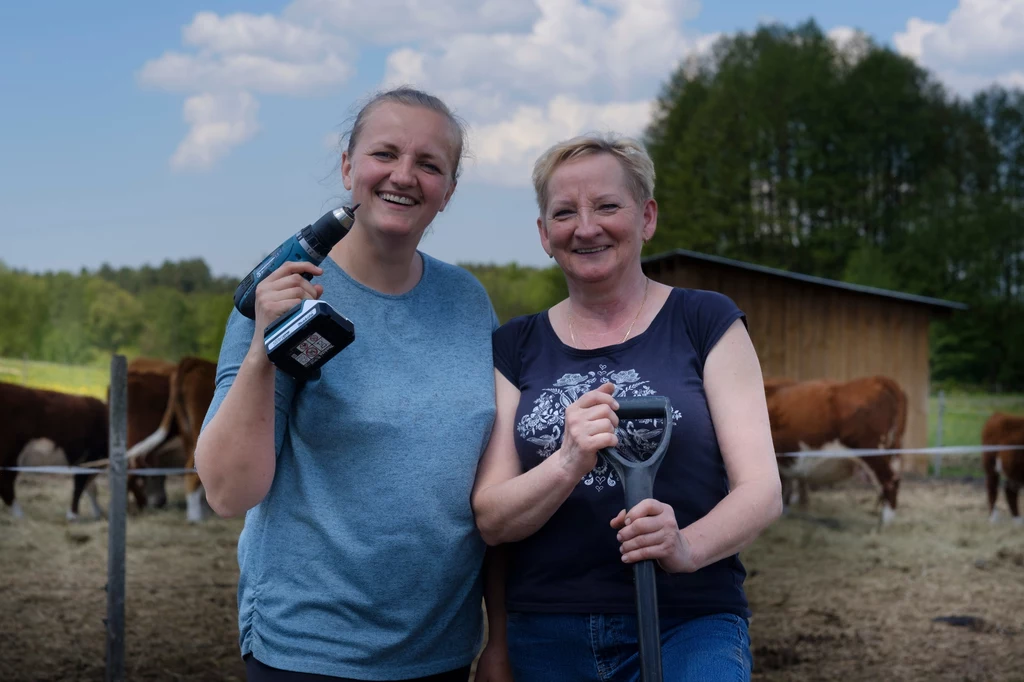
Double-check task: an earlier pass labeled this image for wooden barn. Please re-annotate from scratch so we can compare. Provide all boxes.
[643,249,968,470]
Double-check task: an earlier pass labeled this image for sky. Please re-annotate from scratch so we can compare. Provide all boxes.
[2,0,1022,279]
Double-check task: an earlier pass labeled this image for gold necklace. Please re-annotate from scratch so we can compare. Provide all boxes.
[568,278,650,349]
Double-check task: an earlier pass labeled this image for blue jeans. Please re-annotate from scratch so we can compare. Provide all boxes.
[506,612,752,682]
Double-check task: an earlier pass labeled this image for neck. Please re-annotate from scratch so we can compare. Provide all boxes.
[329,224,423,295]
[565,269,650,348]
[566,268,649,322]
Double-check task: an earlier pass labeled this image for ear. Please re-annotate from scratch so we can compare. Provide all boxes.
[537,216,552,258]
[341,150,353,191]
[641,198,658,244]
[438,179,458,212]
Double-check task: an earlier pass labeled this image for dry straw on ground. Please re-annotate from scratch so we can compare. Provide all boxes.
[1,475,1021,681]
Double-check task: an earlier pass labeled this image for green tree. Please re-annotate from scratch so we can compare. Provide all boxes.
[85,279,143,354]
[645,19,1024,389]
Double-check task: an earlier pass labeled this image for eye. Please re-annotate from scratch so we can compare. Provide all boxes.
[370,150,395,160]
[597,203,620,214]
[552,209,576,220]
[421,162,442,173]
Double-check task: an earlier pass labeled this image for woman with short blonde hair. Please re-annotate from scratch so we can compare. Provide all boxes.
[473,132,782,681]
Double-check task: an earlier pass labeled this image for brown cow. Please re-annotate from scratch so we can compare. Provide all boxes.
[1,382,108,520]
[127,357,216,522]
[766,375,908,525]
[124,357,183,510]
[981,412,1024,525]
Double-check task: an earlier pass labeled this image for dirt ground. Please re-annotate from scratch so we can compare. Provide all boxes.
[1,474,1022,682]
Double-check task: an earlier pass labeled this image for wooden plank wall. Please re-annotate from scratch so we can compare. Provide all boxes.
[645,257,932,468]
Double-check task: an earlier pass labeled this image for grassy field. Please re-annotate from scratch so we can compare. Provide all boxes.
[0,357,111,399]
[927,391,1024,478]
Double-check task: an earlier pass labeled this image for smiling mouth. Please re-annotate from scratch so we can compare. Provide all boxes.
[378,191,417,206]
[574,246,609,254]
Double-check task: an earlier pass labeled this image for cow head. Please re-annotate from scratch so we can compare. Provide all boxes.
[127,468,168,510]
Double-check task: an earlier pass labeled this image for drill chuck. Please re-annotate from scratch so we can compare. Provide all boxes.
[233,205,358,320]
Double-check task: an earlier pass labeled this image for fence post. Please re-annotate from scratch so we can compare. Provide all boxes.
[932,390,945,477]
[105,355,127,682]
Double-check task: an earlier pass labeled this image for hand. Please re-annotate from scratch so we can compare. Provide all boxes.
[610,499,698,574]
[474,641,514,682]
[250,261,324,346]
[556,382,619,479]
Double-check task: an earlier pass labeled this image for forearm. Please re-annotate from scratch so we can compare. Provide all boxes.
[474,452,582,545]
[680,476,783,571]
[194,344,279,517]
[482,545,508,647]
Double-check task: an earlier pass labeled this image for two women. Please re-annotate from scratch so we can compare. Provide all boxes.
[198,83,780,681]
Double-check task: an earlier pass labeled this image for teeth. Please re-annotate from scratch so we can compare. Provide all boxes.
[379,192,415,206]
[576,247,607,254]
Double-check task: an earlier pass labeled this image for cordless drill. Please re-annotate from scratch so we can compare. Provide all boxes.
[233,205,359,380]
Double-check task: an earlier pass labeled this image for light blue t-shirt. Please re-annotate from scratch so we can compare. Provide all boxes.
[203,252,497,679]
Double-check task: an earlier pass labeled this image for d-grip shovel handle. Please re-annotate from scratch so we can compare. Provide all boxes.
[599,395,672,682]
[601,396,673,507]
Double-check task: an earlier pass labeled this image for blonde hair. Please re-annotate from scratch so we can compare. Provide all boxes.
[532,132,656,214]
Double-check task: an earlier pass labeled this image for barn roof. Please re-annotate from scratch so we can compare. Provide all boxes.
[642,249,969,311]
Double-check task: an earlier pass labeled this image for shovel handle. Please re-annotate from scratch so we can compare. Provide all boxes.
[614,396,671,421]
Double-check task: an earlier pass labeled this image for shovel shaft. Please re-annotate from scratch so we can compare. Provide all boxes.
[600,395,673,682]
[634,560,663,682]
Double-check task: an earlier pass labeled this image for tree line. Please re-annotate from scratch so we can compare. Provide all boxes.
[0,259,566,367]
[1,20,1021,388]
[645,21,1024,390]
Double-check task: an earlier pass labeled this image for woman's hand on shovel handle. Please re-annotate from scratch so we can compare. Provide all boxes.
[556,382,619,478]
[611,499,699,574]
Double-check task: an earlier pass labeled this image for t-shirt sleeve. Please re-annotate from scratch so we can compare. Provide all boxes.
[489,303,500,333]
[684,289,747,370]
[201,308,298,456]
[492,317,526,388]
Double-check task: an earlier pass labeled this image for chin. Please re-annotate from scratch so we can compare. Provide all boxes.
[377,220,426,240]
[565,267,615,284]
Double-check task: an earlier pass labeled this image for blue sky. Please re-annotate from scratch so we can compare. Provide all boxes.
[1,0,1019,279]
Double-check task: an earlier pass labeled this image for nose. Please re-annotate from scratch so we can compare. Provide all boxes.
[575,207,603,238]
[390,156,415,187]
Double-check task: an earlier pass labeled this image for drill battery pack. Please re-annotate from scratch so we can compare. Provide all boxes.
[263,299,355,380]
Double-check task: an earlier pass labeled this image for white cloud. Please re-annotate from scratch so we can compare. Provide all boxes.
[171,92,260,171]
[140,51,352,96]
[183,11,341,61]
[894,0,1024,93]
[139,12,352,96]
[828,26,871,63]
[284,0,540,44]
[141,11,353,169]
[144,1,711,174]
[466,96,654,186]
[382,0,711,111]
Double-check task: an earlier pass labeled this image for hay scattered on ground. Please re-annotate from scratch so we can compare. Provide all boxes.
[744,478,1023,682]
[1,475,1021,681]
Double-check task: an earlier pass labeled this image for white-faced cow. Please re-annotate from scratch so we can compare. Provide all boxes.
[765,375,908,526]
[0,382,108,520]
[126,357,216,522]
[981,412,1024,525]
[123,357,184,511]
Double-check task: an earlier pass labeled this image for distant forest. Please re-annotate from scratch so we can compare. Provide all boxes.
[1,21,1021,389]
[0,258,567,368]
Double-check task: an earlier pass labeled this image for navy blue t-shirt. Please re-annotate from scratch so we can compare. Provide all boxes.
[492,287,751,618]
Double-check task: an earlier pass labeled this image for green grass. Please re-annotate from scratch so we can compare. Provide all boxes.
[0,357,110,399]
[926,391,1024,478]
